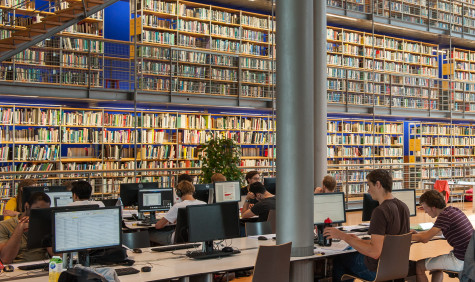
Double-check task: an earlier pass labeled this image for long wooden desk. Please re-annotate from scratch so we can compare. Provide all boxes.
[0,237,348,282]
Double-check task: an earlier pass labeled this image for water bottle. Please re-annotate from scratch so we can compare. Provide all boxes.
[116,196,123,214]
[323,217,333,246]
[49,256,63,282]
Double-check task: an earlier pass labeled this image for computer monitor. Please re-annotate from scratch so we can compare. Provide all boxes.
[52,206,122,254]
[264,177,276,195]
[194,183,213,203]
[362,193,379,221]
[313,192,346,225]
[187,201,240,254]
[119,182,158,206]
[138,188,173,223]
[27,205,99,249]
[22,186,70,210]
[214,181,240,203]
[392,189,417,217]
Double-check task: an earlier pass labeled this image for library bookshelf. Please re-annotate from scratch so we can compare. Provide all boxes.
[0,0,105,87]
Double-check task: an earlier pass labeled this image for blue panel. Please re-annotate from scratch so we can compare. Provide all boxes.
[404,121,410,156]
[104,1,130,41]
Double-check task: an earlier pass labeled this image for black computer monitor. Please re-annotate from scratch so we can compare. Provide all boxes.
[52,206,122,256]
[392,189,417,217]
[187,201,240,254]
[119,182,158,206]
[264,177,276,195]
[27,205,100,249]
[313,192,346,225]
[194,183,213,203]
[138,188,173,223]
[362,193,379,221]
[213,181,240,203]
[22,186,70,211]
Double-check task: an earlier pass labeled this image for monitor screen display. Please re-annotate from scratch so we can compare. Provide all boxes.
[313,192,346,225]
[27,205,100,249]
[46,191,73,207]
[263,178,276,195]
[138,189,173,212]
[52,206,121,253]
[22,186,68,211]
[194,183,213,203]
[119,182,159,206]
[214,181,240,203]
[362,193,379,221]
[187,201,240,243]
[392,189,417,217]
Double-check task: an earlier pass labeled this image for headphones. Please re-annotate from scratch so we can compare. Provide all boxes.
[176,187,183,198]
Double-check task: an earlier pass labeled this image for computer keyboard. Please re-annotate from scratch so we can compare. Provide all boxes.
[18,262,49,271]
[186,250,241,260]
[350,227,369,232]
[115,267,140,276]
[151,243,201,252]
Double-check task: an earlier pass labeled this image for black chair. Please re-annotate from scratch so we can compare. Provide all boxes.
[122,230,150,249]
[245,221,272,236]
[101,198,118,207]
[174,207,188,244]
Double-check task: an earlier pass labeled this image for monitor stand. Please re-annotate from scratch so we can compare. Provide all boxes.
[203,240,213,253]
[140,211,157,225]
[62,251,90,268]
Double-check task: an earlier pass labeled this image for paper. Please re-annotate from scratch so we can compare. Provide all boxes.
[412,222,434,231]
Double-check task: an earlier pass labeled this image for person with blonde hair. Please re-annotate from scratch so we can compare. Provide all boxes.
[3,179,37,220]
[151,181,206,245]
[211,173,226,183]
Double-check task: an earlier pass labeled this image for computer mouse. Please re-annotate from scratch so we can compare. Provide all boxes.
[141,266,152,272]
[3,265,14,272]
[361,236,371,240]
[222,247,234,253]
[257,236,268,241]
[132,248,142,254]
[338,226,344,231]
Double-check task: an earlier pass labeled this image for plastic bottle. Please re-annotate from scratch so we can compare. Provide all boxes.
[49,256,63,282]
[116,196,123,214]
[323,217,333,246]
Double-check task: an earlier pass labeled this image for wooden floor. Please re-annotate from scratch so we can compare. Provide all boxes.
[234,201,474,282]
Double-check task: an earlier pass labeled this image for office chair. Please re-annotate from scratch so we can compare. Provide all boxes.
[122,230,151,249]
[434,180,450,203]
[252,242,292,282]
[245,221,272,236]
[267,209,276,233]
[341,233,412,282]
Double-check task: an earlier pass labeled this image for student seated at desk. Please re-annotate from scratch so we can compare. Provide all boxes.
[151,181,206,245]
[67,181,105,207]
[0,192,53,264]
[211,172,226,183]
[3,179,37,220]
[314,175,336,194]
[324,169,410,282]
[412,190,473,282]
[241,182,275,222]
[241,171,260,205]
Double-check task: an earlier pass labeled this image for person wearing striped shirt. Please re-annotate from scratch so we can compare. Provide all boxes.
[412,190,474,282]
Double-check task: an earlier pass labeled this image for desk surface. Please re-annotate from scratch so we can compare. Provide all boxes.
[0,237,340,282]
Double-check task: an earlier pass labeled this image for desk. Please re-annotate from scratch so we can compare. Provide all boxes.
[0,237,346,282]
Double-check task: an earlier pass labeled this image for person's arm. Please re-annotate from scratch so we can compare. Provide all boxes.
[323,227,384,259]
[314,187,323,194]
[241,192,255,214]
[411,227,441,243]
[241,209,256,219]
[0,217,29,264]
[154,217,171,229]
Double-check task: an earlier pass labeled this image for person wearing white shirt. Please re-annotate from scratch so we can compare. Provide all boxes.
[151,180,206,245]
[67,181,105,208]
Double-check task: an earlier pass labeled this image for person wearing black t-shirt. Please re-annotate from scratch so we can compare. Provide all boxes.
[241,171,260,206]
[241,182,275,222]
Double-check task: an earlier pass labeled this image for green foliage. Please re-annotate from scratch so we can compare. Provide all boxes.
[198,137,242,185]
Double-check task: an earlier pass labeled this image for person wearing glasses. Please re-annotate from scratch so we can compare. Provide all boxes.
[241,171,260,205]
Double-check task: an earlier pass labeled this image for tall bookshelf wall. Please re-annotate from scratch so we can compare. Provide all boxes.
[0,105,276,200]
[327,26,439,109]
[130,0,276,98]
[0,0,105,86]
[327,119,404,195]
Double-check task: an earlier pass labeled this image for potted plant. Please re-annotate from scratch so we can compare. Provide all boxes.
[198,136,242,184]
